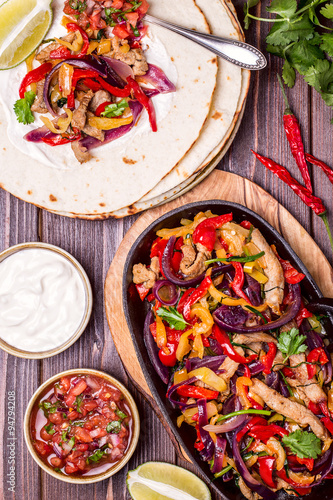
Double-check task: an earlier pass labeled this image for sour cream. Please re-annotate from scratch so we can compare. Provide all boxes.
[0,247,88,353]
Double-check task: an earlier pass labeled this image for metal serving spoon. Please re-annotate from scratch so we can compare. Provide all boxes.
[144,14,267,71]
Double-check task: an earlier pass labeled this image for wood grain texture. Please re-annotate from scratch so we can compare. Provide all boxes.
[1,0,333,498]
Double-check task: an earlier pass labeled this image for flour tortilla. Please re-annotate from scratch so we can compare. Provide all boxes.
[49,0,250,218]
[0,0,217,214]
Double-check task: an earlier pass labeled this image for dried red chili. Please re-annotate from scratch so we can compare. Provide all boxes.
[306,153,333,185]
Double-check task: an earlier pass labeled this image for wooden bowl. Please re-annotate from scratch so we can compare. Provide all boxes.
[122,200,333,500]
[0,242,93,359]
[23,368,140,484]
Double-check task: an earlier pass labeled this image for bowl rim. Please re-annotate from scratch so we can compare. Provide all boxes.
[122,199,325,500]
[0,242,93,359]
[23,368,140,484]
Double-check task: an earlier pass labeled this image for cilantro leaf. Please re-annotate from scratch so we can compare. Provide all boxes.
[277,327,307,362]
[321,33,333,58]
[106,421,121,433]
[266,0,298,18]
[282,430,321,458]
[282,60,296,87]
[75,395,83,413]
[101,99,129,117]
[266,14,315,46]
[44,423,55,435]
[116,409,127,420]
[243,0,261,29]
[287,38,324,75]
[320,3,333,18]
[87,448,107,463]
[13,91,36,125]
[156,306,189,330]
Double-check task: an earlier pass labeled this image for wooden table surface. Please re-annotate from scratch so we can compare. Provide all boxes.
[1,1,333,499]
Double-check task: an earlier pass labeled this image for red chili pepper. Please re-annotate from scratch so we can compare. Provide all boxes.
[126,76,157,131]
[192,213,233,251]
[262,343,277,375]
[295,304,313,327]
[282,366,295,379]
[308,401,321,415]
[236,416,268,442]
[176,385,219,400]
[158,342,177,367]
[307,347,329,379]
[49,45,73,59]
[321,416,333,434]
[213,325,254,364]
[249,424,289,443]
[258,456,277,488]
[296,456,314,471]
[41,129,81,146]
[182,276,212,321]
[240,220,252,229]
[135,283,150,301]
[230,262,252,304]
[19,62,53,98]
[66,23,90,58]
[252,150,326,216]
[306,153,333,185]
[277,75,312,193]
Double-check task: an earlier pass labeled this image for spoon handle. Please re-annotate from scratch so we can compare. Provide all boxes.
[145,14,267,71]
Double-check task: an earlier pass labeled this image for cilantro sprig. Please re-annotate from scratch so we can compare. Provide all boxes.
[156,306,189,330]
[244,0,333,116]
[277,327,307,363]
[282,429,322,458]
[13,91,36,125]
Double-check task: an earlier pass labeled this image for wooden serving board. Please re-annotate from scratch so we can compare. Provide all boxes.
[104,169,333,460]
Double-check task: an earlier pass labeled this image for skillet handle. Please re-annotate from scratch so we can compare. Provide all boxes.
[307,298,333,315]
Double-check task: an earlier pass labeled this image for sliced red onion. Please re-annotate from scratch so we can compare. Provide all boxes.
[244,273,262,307]
[223,395,242,415]
[203,414,247,434]
[249,360,265,376]
[197,398,215,462]
[265,371,280,391]
[214,305,249,329]
[110,433,121,447]
[153,279,179,306]
[232,426,277,500]
[279,378,291,398]
[187,355,226,372]
[43,56,110,116]
[53,442,63,458]
[312,449,332,475]
[79,100,143,151]
[208,337,224,356]
[143,310,169,384]
[100,56,133,85]
[222,468,233,482]
[214,283,301,333]
[301,320,333,384]
[211,436,227,474]
[137,64,176,93]
[24,125,58,143]
[62,439,74,456]
[166,376,198,409]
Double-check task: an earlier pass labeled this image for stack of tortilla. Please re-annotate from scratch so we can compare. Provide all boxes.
[0,0,250,219]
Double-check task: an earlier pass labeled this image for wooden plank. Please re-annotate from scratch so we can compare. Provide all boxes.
[0,192,40,500]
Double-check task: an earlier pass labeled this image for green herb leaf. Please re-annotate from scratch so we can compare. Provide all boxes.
[116,409,127,420]
[206,251,265,265]
[72,421,85,427]
[97,29,104,41]
[69,0,87,12]
[320,33,333,58]
[106,420,121,433]
[87,448,107,463]
[277,327,307,363]
[14,91,36,125]
[282,60,296,87]
[44,423,55,435]
[38,400,59,416]
[156,306,189,330]
[101,99,129,117]
[320,3,333,19]
[75,395,83,413]
[266,0,298,19]
[282,430,321,458]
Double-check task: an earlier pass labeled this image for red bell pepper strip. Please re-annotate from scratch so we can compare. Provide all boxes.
[321,416,333,434]
[295,304,313,327]
[97,76,132,98]
[126,76,157,131]
[296,456,314,471]
[176,385,219,400]
[240,220,252,229]
[135,283,150,301]
[262,343,277,375]
[308,401,321,415]
[236,416,268,442]
[243,364,251,378]
[182,276,212,321]
[230,262,252,304]
[41,129,81,146]
[171,251,182,273]
[282,366,296,379]
[158,342,177,367]
[192,213,233,251]
[19,62,53,98]
[258,456,277,488]
[194,425,205,451]
[272,246,305,284]
[49,45,73,60]
[277,468,312,494]
[249,424,289,443]
[177,289,194,314]
[307,347,329,379]
[79,78,103,92]
[150,237,167,258]
[66,23,90,58]
[213,324,255,365]
[247,395,263,410]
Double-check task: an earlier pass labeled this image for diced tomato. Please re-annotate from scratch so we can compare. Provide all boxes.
[65,463,79,474]
[60,377,71,392]
[71,379,87,396]
[40,426,54,441]
[74,427,93,443]
[112,0,123,7]
[50,457,63,468]
[48,412,63,425]
[90,427,107,439]
[83,401,98,412]
[135,283,150,301]
[126,12,139,26]
[76,443,89,451]
[137,0,149,17]
[68,411,80,420]
[113,25,131,39]
[34,440,52,456]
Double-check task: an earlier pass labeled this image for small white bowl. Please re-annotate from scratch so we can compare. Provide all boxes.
[0,242,93,359]
[24,369,140,484]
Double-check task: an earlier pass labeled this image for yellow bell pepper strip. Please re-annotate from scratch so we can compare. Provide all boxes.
[266,437,286,471]
[212,325,257,364]
[188,367,227,392]
[65,23,89,58]
[236,376,253,409]
[192,213,233,251]
[87,40,99,55]
[245,242,267,268]
[97,38,111,55]
[193,333,204,359]
[40,108,73,134]
[208,282,267,311]
[183,276,213,321]
[58,63,74,96]
[55,30,83,52]
[25,51,37,93]
[174,368,188,386]
[246,268,268,284]
[88,115,133,130]
[190,304,214,335]
[156,212,207,238]
[155,315,167,349]
[176,329,193,361]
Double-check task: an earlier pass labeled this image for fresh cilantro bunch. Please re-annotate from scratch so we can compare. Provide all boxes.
[277,327,307,362]
[282,429,322,458]
[244,0,333,114]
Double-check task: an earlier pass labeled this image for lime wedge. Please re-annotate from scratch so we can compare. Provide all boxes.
[0,0,52,70]
[126,462,211,500]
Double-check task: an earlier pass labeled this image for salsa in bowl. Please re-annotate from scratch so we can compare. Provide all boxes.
[24,369,140,483]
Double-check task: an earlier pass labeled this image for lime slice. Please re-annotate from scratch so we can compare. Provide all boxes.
[0,0,52,70]
[126,462,211,500]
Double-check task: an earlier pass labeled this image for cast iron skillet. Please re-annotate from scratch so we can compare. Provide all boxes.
[123,200,333,500]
